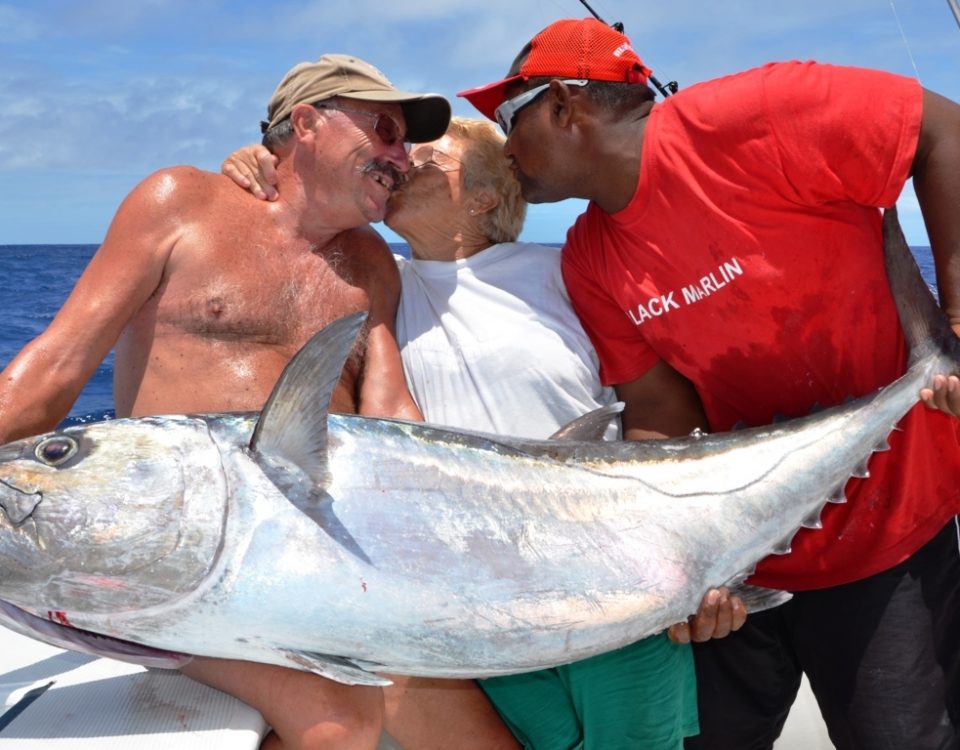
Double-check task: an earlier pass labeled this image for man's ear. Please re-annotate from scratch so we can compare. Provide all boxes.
[547,79,583,128]
[290,103,321,138]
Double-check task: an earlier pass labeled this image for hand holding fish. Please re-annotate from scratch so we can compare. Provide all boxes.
[920,373,960,418]
[221,144,279,202]
[667,587,747,644]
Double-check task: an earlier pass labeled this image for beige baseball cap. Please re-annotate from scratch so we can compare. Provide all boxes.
[262,53,451,142]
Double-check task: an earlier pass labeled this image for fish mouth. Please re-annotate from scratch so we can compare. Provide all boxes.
[0,599,192,670]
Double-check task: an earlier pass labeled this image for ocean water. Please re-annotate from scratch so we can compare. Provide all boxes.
[0,242,939,425]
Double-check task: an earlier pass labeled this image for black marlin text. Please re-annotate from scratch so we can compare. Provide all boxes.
[626,258,744,326]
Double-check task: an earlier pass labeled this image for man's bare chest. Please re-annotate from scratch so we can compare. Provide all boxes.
[152,253,368,348]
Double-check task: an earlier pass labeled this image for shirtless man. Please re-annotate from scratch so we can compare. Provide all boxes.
[0,54,441,436]
[0,54,463,750]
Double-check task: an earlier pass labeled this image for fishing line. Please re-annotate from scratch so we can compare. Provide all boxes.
[889,1,922,81]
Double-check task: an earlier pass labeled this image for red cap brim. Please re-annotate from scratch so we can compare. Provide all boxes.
[456,74,524,121]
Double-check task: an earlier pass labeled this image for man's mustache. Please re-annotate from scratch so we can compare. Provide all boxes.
[361,160,405,189]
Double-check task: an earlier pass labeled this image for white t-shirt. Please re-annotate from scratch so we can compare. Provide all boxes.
[396,242,618,440]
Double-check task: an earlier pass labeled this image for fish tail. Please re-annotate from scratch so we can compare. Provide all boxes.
[883,206,960,376]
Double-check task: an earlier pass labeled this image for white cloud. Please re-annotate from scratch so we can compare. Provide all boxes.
[1,0,958,244]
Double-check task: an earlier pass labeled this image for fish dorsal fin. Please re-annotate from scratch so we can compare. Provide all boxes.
[249,312,367,487]
[548,402,624,441]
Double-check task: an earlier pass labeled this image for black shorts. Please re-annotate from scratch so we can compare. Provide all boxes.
[684,517,960,750]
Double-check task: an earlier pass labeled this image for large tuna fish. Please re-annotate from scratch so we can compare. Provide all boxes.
[0,208,955,685]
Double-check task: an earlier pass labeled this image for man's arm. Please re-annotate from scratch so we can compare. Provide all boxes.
[0,169,185,443]
[614,361,747,643]
[615,359,709,440]
[350,229,423,421]
[912,88,960,416]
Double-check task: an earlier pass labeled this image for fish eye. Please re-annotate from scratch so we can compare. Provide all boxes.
[34,436,79,466]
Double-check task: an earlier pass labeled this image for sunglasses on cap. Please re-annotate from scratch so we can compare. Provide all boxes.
[495,79,589,136]
[315,103,410,151]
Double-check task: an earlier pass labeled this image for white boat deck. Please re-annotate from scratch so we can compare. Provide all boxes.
[0,626,832,749]
[0,627,265,749]
[776,675,834,749]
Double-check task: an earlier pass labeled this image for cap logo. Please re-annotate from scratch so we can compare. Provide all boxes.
[613,43,632,57]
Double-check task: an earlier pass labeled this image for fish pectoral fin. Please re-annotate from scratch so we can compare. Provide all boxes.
[549,402,624,440]
[295,491,372,564]
[284,649,392,687]
[726,582,792,613]
[249,312,367,489]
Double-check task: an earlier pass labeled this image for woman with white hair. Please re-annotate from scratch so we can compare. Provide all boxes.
[386,117,622,444]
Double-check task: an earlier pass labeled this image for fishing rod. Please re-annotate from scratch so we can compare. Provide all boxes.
[576,0,678,97]
[949,0,960,30]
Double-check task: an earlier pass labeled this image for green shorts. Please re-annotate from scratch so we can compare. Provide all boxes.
[479,634,698,750]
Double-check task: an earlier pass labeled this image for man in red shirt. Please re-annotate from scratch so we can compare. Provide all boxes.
[460,17,960,750]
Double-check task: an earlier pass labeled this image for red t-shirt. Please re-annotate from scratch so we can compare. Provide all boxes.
[562,61,960,590]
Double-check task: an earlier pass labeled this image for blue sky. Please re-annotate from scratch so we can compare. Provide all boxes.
[1,0,958,246]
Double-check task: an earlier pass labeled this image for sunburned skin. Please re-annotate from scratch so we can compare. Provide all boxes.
[112,180,380,418]
[0,160,411,437]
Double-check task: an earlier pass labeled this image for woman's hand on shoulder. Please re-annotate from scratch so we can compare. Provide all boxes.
[221,145,279,201]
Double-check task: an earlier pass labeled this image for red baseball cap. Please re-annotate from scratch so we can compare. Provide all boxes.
[458,18,653,121]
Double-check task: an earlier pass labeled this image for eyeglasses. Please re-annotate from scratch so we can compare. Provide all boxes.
[495,79,589,136]
[409,146,462,172]
[315,104,409,151]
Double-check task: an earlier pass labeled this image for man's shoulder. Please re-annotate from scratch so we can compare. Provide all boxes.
[563,204,604,254]
[690,60,903,100]
[104,166,260,264]
[125,165,228,211]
